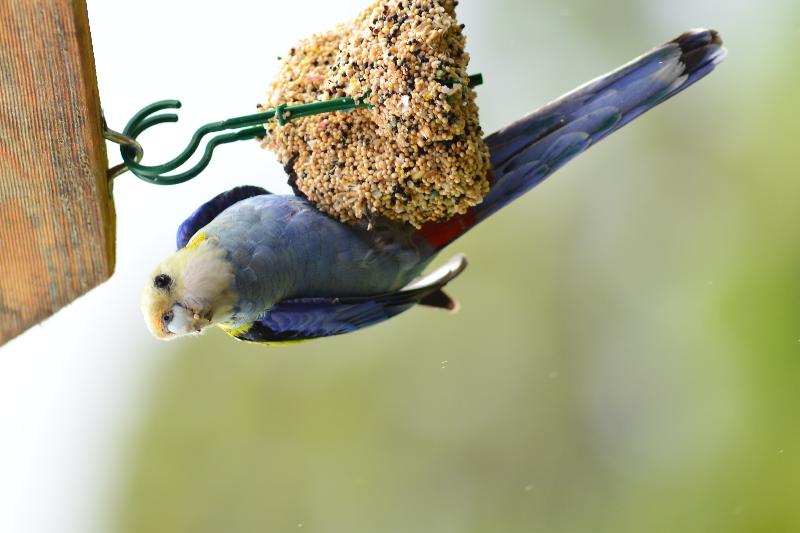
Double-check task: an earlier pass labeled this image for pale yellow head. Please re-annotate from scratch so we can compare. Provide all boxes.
[141,235,237,340]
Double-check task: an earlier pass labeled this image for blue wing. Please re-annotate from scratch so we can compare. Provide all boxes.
[229,255,467,343]
[477,29,726,223]
[176,185,271,250]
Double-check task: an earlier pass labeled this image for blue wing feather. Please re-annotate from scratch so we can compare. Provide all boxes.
[230,255,468,343]
[176,185,271,250]
[236,299,415,342]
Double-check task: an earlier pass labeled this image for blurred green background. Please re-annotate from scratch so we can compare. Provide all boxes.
[110,1,800,532]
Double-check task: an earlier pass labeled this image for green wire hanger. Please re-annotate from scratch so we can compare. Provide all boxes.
[112,74,484,185]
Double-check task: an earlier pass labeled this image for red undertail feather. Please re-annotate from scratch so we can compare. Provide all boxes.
[415,207,478,249]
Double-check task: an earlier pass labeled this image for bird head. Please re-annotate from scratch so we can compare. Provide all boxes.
[141,235,237,340]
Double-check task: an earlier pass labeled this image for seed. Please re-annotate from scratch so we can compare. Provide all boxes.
[260,0,490,228]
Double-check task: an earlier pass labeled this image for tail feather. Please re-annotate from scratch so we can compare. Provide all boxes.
[415,29,726,252]
[418,289,458,311]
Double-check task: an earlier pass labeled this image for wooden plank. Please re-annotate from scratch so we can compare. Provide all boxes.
[0,0,114,345]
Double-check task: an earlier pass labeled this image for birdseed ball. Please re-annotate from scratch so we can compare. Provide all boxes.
[260,0,490,228]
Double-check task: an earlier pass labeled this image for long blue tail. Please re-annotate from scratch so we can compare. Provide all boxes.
[481,29,726,220]
[415,29,726,251]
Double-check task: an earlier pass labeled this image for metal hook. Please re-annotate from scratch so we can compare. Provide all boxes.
[102,113,143,181]
[119,96,372,185]
[114,74,483,185]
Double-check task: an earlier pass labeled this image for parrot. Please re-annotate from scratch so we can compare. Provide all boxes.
[142,29,726,343]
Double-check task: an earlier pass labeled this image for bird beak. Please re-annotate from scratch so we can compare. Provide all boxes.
[190,308,214,333]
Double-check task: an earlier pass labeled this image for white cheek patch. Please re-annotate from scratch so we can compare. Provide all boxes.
[167,305,194,335]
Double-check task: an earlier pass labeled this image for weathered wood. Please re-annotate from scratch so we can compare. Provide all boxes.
[0,0,114,345]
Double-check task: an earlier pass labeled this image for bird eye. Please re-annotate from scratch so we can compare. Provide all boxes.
[161,310,174,325]
[154,274,172,290]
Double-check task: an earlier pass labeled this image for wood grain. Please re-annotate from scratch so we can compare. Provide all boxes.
[0,0,114,345]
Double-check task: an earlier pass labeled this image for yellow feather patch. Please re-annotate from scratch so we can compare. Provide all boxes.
[220,323,253,337]
[218,323,310,345]
[184,232,207,251]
